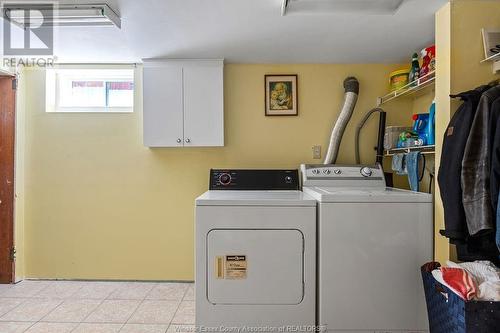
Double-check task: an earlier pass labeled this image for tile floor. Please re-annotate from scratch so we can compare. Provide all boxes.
[0,280,195,333]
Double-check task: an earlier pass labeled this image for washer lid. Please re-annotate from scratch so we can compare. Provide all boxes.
[195,190,317,206]
[304,186,432,203]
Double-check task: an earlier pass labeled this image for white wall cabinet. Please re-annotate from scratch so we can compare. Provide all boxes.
[143,59,224,147]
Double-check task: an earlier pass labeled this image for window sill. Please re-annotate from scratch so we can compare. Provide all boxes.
[47,107,134,113]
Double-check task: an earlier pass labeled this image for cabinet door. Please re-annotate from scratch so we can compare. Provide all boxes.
[183,62,224,147]
[143,63,183,147]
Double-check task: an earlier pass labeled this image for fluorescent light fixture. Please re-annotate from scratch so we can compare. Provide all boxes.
[2,4,121,28]
[281,0,405,16]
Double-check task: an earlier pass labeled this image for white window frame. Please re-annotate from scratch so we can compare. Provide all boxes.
[46,65,135,113]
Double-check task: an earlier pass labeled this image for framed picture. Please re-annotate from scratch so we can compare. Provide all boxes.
[265,74,298,116]
[481,28,500,59]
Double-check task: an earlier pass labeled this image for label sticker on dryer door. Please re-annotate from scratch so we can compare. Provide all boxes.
[225,255,247,279]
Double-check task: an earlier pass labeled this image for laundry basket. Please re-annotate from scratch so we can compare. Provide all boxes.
[421,264,500,333]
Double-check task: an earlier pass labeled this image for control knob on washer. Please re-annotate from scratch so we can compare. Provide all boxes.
[312,169,320,175]
[360,167,373,177]
[219,173,232,185]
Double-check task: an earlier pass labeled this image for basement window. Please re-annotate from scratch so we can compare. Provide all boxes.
[46,67,134,113]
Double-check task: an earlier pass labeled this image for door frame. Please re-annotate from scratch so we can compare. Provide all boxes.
[0,74,16,284]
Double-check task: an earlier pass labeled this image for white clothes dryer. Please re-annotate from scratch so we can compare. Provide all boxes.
[195,169,317,332]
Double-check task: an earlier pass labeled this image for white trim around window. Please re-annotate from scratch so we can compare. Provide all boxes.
[46,64,135,113]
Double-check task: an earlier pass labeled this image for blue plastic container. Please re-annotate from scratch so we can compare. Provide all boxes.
[413,113,430,145]
[428,100,436,145]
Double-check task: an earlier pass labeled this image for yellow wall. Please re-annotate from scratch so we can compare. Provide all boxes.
[450,0,500,94]
[16,0,499,281]
[434,0,500,263]
[21,63,411,280]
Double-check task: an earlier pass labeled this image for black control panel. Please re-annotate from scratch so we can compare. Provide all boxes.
[209,169,299,190]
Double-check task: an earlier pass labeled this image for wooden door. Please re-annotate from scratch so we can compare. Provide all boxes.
[0,76,16,284]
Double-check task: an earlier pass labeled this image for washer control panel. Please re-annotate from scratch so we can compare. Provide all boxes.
[210,169,299,190]
[301,164,386,187]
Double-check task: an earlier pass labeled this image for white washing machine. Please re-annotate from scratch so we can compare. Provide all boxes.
[301,164,433,333]
[195,169,316,331]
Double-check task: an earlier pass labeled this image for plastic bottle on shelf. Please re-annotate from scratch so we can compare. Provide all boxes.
[397,130,423,148]
[420,45,435,82]
[408,53,420,86]
[402,138,424,148]
[428,99,436,145]
[412,113,430,145]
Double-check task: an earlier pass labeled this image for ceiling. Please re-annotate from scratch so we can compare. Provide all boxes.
[3,0,449,63]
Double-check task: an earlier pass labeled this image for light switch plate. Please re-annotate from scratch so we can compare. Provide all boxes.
[312,145,321,159]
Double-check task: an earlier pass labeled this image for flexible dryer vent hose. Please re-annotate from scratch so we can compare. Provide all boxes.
[323,77,359,164]
[354,107,385,164]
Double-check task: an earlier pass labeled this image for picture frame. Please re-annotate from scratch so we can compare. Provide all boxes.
[265,74,298,116]
[481,28,500,59]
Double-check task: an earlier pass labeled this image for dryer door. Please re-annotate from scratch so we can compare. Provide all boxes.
[207,229,304,305]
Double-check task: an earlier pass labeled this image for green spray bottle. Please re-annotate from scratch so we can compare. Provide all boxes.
[409,53,420,86]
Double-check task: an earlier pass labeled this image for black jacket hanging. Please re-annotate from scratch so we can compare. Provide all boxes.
[490,97,500,211]
[438,86,490,243]
[461,86,500,235]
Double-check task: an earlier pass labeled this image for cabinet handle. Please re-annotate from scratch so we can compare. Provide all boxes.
[176,138,182,143]
[185,138,191,143]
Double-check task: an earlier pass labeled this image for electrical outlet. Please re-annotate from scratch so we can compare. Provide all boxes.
[312,145,321,159]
